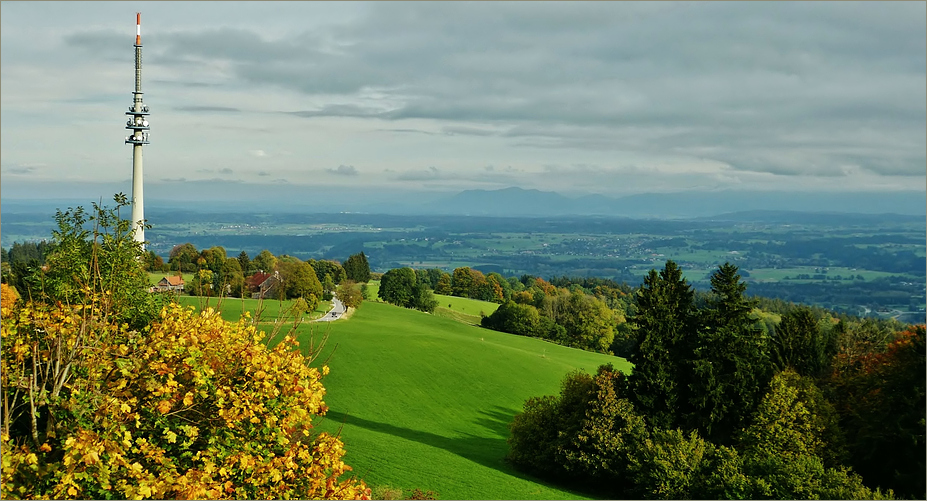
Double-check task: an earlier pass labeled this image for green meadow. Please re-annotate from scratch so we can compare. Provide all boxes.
[434,294,500,317]
[308,301,627,499]
[369,279,502,325]
[178,297,628,499]
[174,295,332,323]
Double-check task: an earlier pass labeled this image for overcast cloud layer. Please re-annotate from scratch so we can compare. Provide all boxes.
[1,1,925,200]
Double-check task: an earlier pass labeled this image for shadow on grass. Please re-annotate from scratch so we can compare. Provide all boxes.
[324,405,587,496]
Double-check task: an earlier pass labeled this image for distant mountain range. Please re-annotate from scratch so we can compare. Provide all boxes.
[409,187,927,218]
[3,184,925,219]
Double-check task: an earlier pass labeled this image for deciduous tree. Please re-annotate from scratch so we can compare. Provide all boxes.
[278,260,323,302]
[411,283,438,313]
[251,249,277,275]
[451,267,473,298]
[378,268,417,308]
[168,243,199,273]
[336,280,363,309]
[831,325,925,498]
[434,273,453,295]
[560,291,615,353]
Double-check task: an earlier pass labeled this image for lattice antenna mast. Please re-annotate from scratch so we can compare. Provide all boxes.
[125,12,150,247]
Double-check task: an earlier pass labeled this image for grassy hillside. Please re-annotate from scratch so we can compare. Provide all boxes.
[178,296,630,499]
[177,297,628,498]
[302,301,629,499]
[368,279,502,325]
[434,293,500,315]
[432,294,501,325]
[174,295,332,322]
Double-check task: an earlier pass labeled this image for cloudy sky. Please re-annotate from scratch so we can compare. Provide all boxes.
[2,1,925,202]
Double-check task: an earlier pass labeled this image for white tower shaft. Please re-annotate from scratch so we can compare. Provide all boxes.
[131,143,144,244]
[126,12,149,248]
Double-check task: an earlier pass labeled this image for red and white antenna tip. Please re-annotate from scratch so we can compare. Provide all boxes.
[136,13,141,45]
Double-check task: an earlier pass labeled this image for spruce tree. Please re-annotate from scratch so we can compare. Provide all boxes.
[627,260,697,430]
[771,306,835,379]
[686,262,772,445]
[344,251,371,283]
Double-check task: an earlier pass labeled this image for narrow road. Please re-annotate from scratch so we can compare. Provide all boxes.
[315,294,345,322]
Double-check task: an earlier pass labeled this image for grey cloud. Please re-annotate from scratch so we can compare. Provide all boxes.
[162,28,311,64]
[11,2,924,185]
[442,125,499,137]
[289,104,391,119]
[709,152,846,178]
[484,165,522,173]
[220,168,234,174]
[161,177,187,182]
[543,164,606,174]
[392,165,523,186]
[174,105,242,113]
[258,171,271,177]
[326,165,358,176]
[703,150,927,178]
[396,166,442,181]
[200,177,244,184]
[64,30,124,59]
[7,166,38,174]
[152,80,220,88]
[376,128,438,136]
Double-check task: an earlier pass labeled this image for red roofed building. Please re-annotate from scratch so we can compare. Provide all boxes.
[154,275,184,292]
[248,271,283,299]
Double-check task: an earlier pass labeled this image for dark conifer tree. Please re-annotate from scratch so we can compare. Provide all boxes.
[237,250,251,275]
[771,306,836,379]
[627,260,697,430]
[686,262,772,445]
[344,251,371,283]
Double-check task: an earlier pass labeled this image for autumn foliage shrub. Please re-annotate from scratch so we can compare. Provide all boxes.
[1,300,369,500]
[1,198,369,500]
[829,325,925,498]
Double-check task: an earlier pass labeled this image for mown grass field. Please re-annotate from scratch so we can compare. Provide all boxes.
[367,280,502,325]
[179,297,628,499]
[434,294,500,317]
[173,295,332,323]
[303,302,628,500]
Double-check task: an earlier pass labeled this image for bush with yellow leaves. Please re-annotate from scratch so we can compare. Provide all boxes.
[1,198,369,500]
[2,300,369,500]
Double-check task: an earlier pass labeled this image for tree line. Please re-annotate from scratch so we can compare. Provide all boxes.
[506,260,924,499]
[2,236,373,318]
